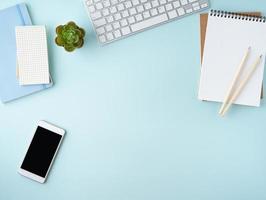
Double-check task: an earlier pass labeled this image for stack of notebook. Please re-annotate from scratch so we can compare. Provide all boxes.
[0,3,52,103]
[198,10,266,108]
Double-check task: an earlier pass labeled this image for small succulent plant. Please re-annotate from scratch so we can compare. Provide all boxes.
[55,22,85,52]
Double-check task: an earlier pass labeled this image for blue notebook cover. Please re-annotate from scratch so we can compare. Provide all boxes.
[0,3,52,103]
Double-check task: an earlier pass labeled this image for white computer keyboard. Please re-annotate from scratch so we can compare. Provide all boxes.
[85,0,209,44]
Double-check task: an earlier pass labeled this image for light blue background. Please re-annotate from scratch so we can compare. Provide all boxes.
[1,0,266,199]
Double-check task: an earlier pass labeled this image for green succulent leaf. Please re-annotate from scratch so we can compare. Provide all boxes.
[75,29,83,38]
[67,21,77,29]
[75,39,84,48]
[64,45,75,52]
[56,25,63,34]
[55,36,64,46]
[79,28,85,37]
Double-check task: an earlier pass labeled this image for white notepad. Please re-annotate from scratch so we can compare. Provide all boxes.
[15,26,50,85]
[199,10,266,107]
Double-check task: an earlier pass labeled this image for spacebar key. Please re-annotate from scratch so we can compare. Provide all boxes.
[131,14,168,32]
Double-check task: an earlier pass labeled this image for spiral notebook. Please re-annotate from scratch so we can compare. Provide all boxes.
[198,10,266,107]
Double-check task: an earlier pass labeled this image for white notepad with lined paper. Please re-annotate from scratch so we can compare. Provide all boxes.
[198,10,266,107]
[15,26,50,85]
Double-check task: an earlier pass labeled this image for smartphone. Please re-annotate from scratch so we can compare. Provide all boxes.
[18,121,65,183]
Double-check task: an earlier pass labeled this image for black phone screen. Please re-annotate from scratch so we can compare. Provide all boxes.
[21,126,62,178]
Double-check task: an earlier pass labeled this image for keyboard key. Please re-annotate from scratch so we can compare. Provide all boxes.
[200,3,208,8]
[140,0,148,3]
[122,10,130,17]
[143,11,150,18]
[183,4,192,9]
[117,4,125,11]
[132,0,140,6]
[137,5,145,12]
[103,0,111,7]
[151,0,160,7]
[86,0,93,5]
[173,1,180,8]
[114,13,122,20]
[95,3,104,9]
[159,0,167,5]
[120,19,128,26]
[150,8,158,16]
[193,6,200,10]
[98,35,106,43]
[144,2,152,9]
[192,2,199,7]
[102,9,109,16]
[177,7,185,15]
[128,16,136,24]
[121,27,131,35]
[135,14,143,21]
[105,24,113,32]
[113,22,120,29]
[124,1,133,8]
[168,10,177,18]
[131,13,168,32]
[158,6,165,13]
[88,6,96,12]
[110,6,117,13]
[94,18,106,27]
[165,3,173,11]
[129,8,137,15]
[106,15,114,23]
[90,11,102,20]
[186,8,193,13]
[96,27,105,34]
[111,0,118,5]
[106,32,114,40]
[114,30,122,38]
[180,0,188,5]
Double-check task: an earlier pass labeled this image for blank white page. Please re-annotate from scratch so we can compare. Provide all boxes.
[16,26,50,85]
[199,11,266,107]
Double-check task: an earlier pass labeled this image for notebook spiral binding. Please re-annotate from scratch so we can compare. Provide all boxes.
[210,10,266,23]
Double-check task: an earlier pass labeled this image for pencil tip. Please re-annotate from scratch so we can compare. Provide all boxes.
[260,55,263,58]
[248,46,251,50]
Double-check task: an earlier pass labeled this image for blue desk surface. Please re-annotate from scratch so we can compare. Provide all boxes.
[1,0,266,199]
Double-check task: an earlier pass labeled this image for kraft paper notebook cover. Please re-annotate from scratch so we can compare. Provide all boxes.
[0,3,52,103]
[198,10,266,107]
[200,12,263,98]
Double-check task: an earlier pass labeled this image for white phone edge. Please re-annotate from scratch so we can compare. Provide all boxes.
[18,120,65,183]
